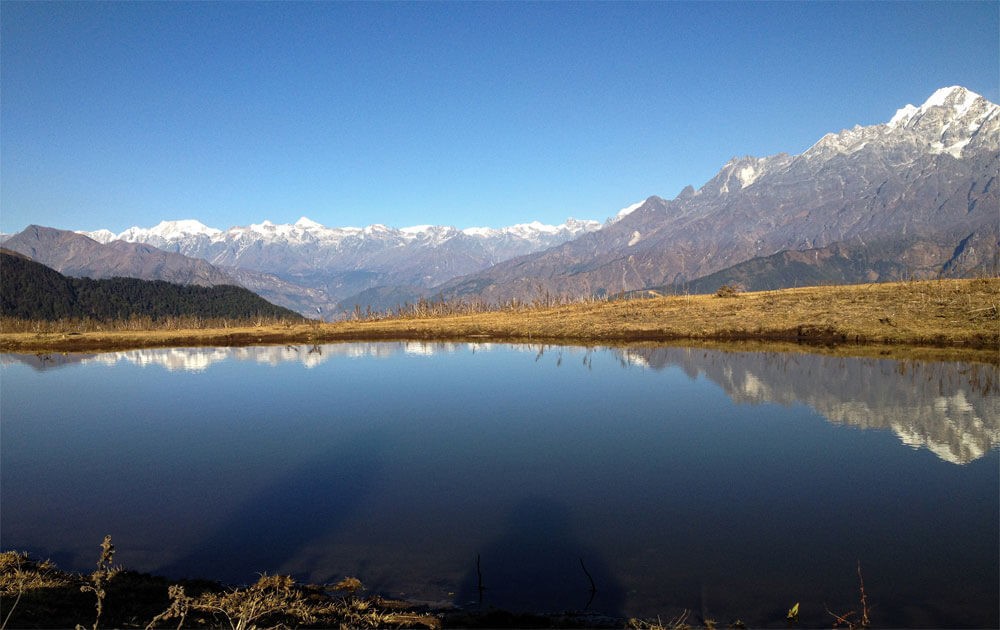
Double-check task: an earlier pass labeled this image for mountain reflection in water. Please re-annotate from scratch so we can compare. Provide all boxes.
[3,342,997,628]
[617,347,998,465]
[5,343,995,464]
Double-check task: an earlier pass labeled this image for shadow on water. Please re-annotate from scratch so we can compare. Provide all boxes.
[455,496,625,617]
[158,428,386,585]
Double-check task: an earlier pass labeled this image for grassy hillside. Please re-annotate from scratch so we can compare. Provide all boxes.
[0,251,302,322]
[1,278,996,361]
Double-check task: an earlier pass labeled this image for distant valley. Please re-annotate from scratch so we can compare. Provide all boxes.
[3,86,996,317]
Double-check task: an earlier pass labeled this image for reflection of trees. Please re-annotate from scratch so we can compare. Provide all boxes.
[619,347,999,464]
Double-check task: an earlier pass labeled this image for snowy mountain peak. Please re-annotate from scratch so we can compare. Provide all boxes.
[510,220,558,235]
[889,104,919,127]
[78,228,118,244]
[888,85,986,128]
[800,85,998,161]
[294,216,324,229]
[611,200,647,223]
[922,85,979,111]
[400,224,435,234]
[150,219,221,238]
[564,217,601,231]
[362,224,393,237]
[112,219,222,245]
[461,226,497,237]
[503,219,600,239]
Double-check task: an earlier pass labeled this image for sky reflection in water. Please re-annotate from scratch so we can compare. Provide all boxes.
[1,343,997,627]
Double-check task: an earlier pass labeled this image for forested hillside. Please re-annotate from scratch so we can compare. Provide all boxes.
[0,251,302,321]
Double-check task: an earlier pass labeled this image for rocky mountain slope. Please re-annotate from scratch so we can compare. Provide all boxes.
[438,86,998,303]
[2,226,237,287]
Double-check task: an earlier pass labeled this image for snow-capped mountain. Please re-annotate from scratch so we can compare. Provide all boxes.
[607,200,647,224]
[805,85,995,160]
[437,86,999,303]
[80,216,601,306]
[18,85,996,314]
[88,216,599,255]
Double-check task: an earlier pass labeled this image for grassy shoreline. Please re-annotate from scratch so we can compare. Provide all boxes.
[2,279,997,362]
[0,546,858,629]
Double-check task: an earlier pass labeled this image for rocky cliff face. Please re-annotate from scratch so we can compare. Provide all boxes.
[438,86,999,302]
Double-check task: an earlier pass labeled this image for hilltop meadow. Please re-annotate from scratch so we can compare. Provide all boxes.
[1,279,997,362]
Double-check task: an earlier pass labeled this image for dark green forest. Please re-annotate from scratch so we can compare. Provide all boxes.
[0,251,303,321]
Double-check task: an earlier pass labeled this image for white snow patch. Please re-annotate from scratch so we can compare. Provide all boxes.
[510,220,559,235]
[922,86,964,109]
[929,137,974,158]
[889,103,919,127]
[400,224,434,233]
[738,164,759,188]
[628,231,642,246]
[294,216,324,229]
[616,200,646,219]
[742,372,767,398]
[79,229,117,243]
[462,226,497,237]
[363,224,392,235]
[621,349,649,367]
[151,219,222,238]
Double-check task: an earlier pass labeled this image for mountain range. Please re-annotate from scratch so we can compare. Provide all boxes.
[437,85,998,302]
[3,86,996,316]
[89,217,600,314]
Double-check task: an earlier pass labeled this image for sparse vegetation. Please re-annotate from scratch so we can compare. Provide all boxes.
[714,283,744,298]
[0,541,892,629]
[0,540,440,630]
[0,551,71,630]
[2,279,996,361]
[825,562,872,630]
[78,535,120,630]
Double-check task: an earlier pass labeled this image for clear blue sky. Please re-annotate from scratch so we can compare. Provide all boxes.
[2,1,997,234]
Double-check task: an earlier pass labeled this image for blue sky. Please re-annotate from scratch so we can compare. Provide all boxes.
[2,1,997,234]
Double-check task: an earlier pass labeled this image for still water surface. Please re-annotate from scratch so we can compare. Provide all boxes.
[2,343,997,627]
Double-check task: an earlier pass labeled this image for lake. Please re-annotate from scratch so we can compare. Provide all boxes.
[1,343,997,627]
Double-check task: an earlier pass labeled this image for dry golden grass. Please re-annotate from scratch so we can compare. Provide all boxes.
[0,545,440,630]
[2,279,997,360]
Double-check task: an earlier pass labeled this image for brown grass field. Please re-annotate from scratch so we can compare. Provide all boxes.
[2,279,997,362]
